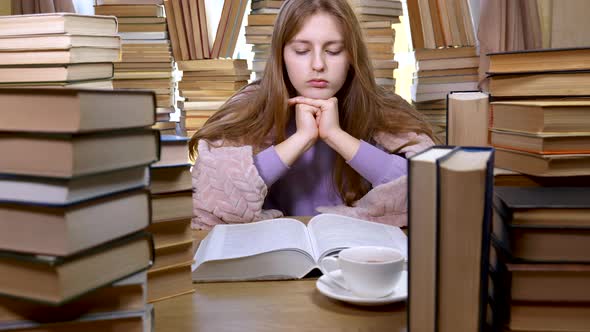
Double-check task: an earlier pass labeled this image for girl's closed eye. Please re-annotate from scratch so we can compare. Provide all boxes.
[326,49,342,55]
[295,49,310,55]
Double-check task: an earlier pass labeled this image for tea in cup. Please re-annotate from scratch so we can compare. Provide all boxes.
[319,246,404,298]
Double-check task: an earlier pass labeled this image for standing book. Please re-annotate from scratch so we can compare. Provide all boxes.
[408,146,494,332]
[408,146,455,332]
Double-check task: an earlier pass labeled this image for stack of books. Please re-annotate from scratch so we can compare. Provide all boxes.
[352,0,403,91]
[164,0,248,61]
[177,59,250,137]
[406,0,476,49]
[0,88,158,331]
[489,187,590,332]
[0,13,120,89]
[245,0,281,79]
[162,0,210,60]
[487,48,590,178]
[406,0,478,143]
[145,134,195,302]
[164,0,250,134]
[95,0,178,135]
[411,47,479,138]
[411,46,479,142]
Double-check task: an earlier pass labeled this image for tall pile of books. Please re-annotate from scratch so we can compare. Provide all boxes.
[0,13,120,89]
[352,0,403,91]
[176,59,250,137]
[94,0,178,135]
[406,0,479,142]
[146,135,195,302]
[164,0,249,136]
[487,48,590,178]
[0,88,158,331]
[484,48,590,331]
[245,0,280,79]
[489,186,590,332]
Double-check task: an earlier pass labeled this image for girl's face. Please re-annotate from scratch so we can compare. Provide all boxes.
[283,12,350,100]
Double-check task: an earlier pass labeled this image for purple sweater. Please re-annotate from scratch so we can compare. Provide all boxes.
[253,129,407,216]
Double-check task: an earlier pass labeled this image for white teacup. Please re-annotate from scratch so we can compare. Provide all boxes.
[319,246,405,298]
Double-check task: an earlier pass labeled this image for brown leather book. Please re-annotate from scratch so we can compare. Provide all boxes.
[0,232,153,304]
[0,271,146,323]
[0,129,159,178]
[0,13,117,35]
[0,190,150,256]
[0,88,155,133]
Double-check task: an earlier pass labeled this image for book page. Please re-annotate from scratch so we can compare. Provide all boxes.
[193,218,314,267]
[307,214,408,262]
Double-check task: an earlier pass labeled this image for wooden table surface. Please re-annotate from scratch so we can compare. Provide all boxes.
[153,218,407,332]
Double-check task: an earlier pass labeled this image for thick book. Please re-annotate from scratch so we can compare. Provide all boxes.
[152,238,193,271]
[191,214,407,282]
[177,58,248,71]
[148,217,192,249]
[506,302,590,332]
[489,71,590,97]
[493,187,590,262]
[94,4,164,17]
[416,56,479,71]
[491,129,590,154]
[0,48,121,65]
[0,271,146,323]
[0,129,159,178]
[0,35,121,51]
[0,89,155,133]
[408,146,456,332]
[119,31,169,40]
[503,263,590,303]
[247,13,277,26]
[494,147,590,177]
[0,79,113,90]
[151,190,193,223]
[149,164,192,194]
[0,189,151,256]
[488,47,590,74]
[447,91,489,146]
[494,186,590,228]
[0,165,149,205]
[415,46,477,61]
[0,63,114,84]
[147,261,194,303]
[151,135,190,167]
[0,14,118,36]
[0,306,153,332]
[436,147,494,332]
[491,100,590,133]
[0,231,153,305]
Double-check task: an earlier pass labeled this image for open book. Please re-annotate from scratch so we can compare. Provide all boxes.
[191,214,407,282]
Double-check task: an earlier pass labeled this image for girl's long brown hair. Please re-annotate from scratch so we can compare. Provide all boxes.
[189,0,435,205]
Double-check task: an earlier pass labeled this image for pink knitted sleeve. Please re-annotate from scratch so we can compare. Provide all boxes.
[191,140,283,230]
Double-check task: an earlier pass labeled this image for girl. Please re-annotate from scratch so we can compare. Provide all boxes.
[189,0,435,229]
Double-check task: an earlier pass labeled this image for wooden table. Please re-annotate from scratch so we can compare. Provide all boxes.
[153,218,407,332]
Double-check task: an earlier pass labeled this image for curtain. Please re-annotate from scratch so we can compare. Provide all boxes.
[11,0,76,14]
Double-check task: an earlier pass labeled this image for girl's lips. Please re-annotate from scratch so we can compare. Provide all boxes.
[308,80,328,88]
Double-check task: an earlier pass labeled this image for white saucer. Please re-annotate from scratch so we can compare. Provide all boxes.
[315,270,407,306]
